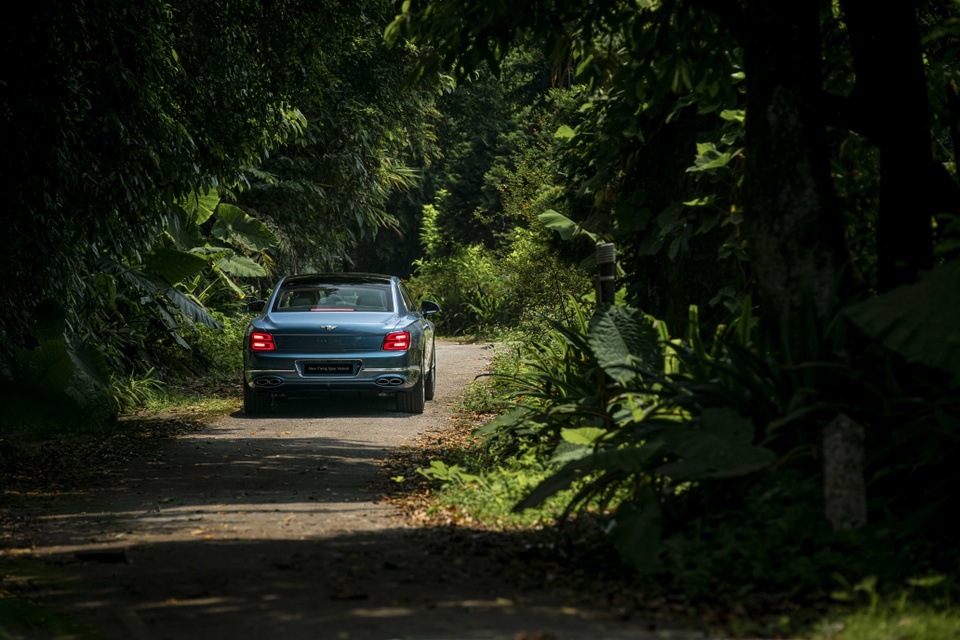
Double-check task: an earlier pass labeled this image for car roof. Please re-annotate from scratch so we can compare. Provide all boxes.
[280,273,397,287]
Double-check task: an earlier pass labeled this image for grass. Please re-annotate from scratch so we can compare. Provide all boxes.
[137,375,242,420]
[813,604,960,640]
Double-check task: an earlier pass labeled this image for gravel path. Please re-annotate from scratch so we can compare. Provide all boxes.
[1,341,709,640]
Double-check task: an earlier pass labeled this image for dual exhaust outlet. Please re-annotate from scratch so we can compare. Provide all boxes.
[254,377,283,387]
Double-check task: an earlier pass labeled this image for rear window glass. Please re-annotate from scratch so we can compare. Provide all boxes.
[272,285,394,312]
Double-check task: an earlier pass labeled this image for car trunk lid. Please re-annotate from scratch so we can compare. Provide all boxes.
[265,312,400,353]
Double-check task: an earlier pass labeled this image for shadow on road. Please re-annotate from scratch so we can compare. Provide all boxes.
[3,524,677,640]
[0,343,701,639]
[233,389,408,420]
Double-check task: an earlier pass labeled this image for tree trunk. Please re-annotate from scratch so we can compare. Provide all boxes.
[742,2,863,530]
[742,1,850,341]
[841,0,934,291]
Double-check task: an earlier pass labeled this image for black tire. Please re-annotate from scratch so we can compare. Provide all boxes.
[396,367,426,414]
[243,382,272,415]
[424,351,436,402]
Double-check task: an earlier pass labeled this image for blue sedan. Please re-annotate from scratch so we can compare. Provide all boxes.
[242,273,439,414]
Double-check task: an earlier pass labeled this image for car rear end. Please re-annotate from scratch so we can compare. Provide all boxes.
[244,311,425,395]
[242,275,427,402]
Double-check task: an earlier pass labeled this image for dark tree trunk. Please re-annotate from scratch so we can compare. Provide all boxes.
[742,1,850,341]
[841,0,934,291]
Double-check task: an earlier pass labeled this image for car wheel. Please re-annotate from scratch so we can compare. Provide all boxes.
[396,367,426,414]
[424,350,436,402]
[243,382,272,415]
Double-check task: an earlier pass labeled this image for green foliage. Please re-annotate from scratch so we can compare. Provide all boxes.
[417,460,487,488]
[4,1,438,443]
[448,294,960,592]
[474,303,603,462]
[417,457,574,528]
[409,243,506,336]
[177,312,248,375]
[0,301,114,436]
[238,1,440,273]
[385,0,960,610]
[845,258,960,382]
[110,369,165,413]
[3,0,318,345]
[410,211,592,338]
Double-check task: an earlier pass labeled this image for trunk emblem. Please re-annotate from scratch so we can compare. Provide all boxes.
[321,325,337,331]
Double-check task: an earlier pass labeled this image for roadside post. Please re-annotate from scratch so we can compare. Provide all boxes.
[595,242,616,405]
[596,242,616,305]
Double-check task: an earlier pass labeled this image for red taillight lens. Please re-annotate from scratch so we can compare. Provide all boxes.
[250,332,276,351]
[383,331,410,351]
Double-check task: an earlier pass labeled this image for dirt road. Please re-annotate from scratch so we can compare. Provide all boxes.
[1,341,709,640]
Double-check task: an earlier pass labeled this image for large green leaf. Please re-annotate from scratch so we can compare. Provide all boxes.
[844,259,960,379]
[212,204,279,252]
[144,247,210,284]
[588,305,662,382]
[656,408,776,479]
[215,254,267,277]
[560,426,608,446]
[539,209,599,243]
[554,124,577,141]
[179,188,220,226]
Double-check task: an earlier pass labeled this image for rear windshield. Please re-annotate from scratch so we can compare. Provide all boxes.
[272,284,395,312]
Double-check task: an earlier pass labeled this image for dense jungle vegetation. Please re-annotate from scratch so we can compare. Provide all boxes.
[3,0,960,634]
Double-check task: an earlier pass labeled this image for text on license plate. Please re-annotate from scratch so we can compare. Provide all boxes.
[304,362,356,375]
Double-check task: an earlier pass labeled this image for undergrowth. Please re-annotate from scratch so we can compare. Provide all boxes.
[402,310,960,639]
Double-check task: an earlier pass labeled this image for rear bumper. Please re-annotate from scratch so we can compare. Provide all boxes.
[244,352,422,394]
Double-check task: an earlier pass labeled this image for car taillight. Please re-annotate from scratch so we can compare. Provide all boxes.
[383,331,410,351]
[250,332,276,351]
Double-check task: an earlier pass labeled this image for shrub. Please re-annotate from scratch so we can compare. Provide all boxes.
[176,311,247,376]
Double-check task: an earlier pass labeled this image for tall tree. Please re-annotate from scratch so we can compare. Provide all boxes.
[741,0,849,330]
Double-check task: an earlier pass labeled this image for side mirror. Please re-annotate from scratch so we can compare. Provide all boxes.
[421,300,440,316]
[244,300,266,314]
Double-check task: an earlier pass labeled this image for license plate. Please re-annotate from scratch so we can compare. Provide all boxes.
[303,362,356,375]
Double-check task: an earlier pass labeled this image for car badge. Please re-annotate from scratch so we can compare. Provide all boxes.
[321,325,337,331]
